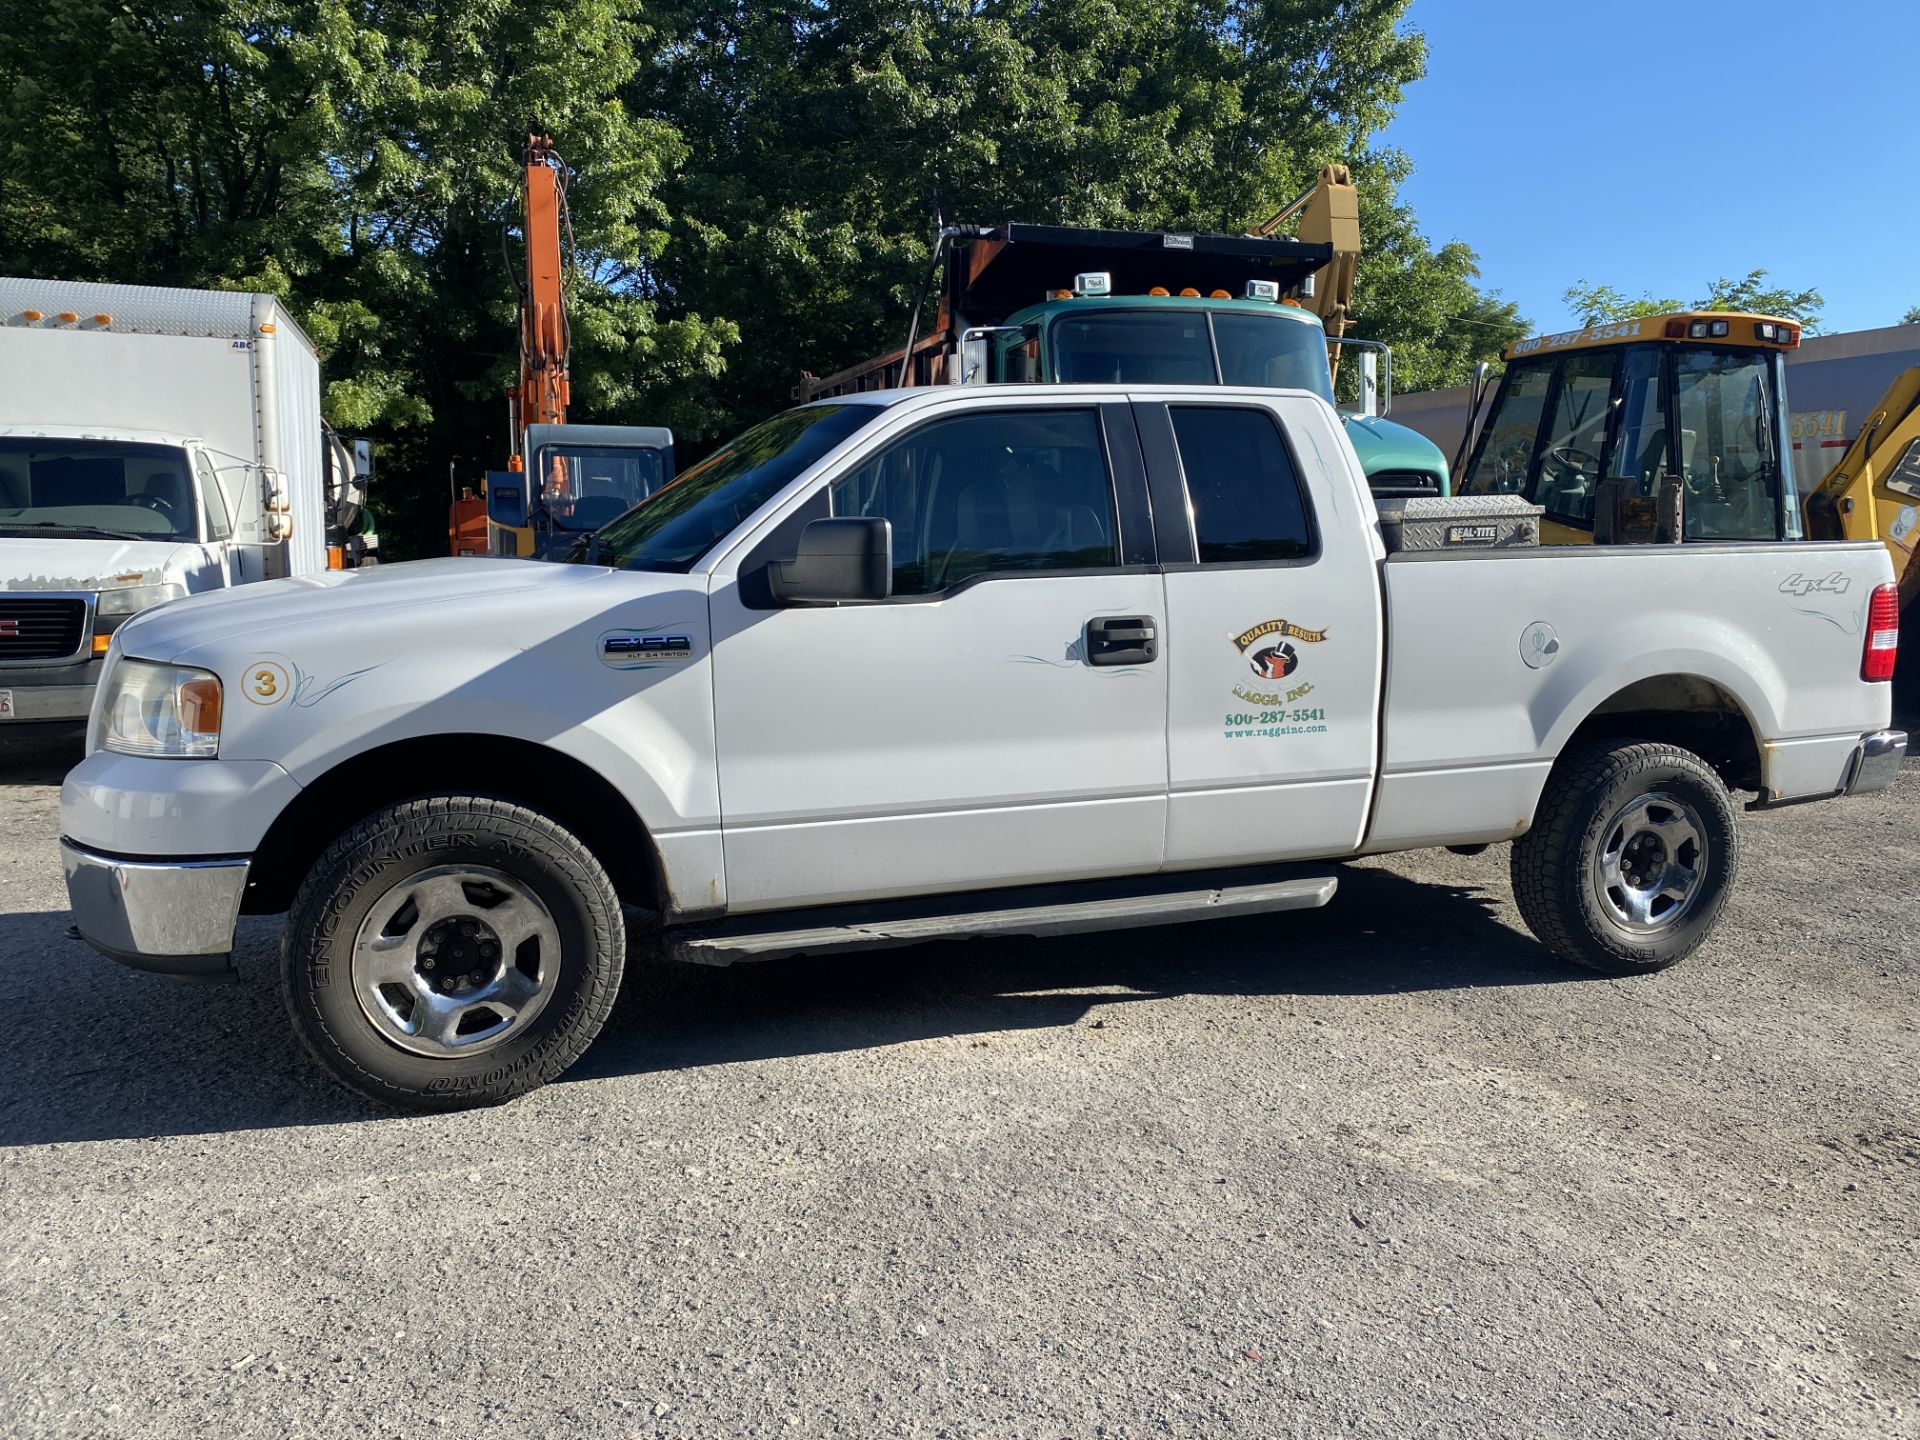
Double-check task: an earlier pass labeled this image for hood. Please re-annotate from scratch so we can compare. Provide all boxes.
[116,556,614,659]
[0,537,198,592]
[1342,413,1451,482]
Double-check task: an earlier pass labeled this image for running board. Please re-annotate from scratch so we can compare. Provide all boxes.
[665,866,1339,966]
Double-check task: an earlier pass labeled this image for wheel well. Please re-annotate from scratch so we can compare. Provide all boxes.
[242,734,662,915]
[1563,675,1762,792]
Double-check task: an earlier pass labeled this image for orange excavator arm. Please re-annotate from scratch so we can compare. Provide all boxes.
[1251,164,1360,379]
[517,133,571,437]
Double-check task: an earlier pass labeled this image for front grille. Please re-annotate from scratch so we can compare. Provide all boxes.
[1367,470,1443,499]
[0,596,88,662]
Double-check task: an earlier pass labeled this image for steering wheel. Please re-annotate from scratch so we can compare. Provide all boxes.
[1544,445,1601,483]
[136,493,183,522]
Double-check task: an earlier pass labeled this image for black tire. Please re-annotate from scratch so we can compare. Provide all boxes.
[283,797,625,1110]
[1511,740,1739,976]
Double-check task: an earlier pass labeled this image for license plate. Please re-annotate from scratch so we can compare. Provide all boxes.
[0,690,13,719]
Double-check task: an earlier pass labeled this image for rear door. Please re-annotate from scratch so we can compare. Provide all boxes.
[1134,393,1384,868]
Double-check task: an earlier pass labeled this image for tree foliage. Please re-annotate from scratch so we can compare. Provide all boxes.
[1565,269,1824,331]
[2,0,1522,555]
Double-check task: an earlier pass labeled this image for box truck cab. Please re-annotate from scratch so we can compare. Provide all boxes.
[0,279,367,726]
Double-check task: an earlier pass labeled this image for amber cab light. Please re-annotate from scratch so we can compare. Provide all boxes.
[1863,583,1899,682]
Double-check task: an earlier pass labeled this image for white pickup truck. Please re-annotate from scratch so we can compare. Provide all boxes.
[60,385,1906,1109]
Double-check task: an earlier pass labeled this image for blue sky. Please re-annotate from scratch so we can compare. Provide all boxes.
[1385,0,1920,337]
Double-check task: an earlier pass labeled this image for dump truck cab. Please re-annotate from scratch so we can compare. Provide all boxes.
[798,200,1453,500]
[971,289,1447,497]
[1457,313,1803,544]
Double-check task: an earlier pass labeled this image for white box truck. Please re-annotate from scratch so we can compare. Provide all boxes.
[0,277,371,727]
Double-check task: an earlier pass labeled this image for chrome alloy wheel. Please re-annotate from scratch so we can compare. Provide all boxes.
[1591,792,1708,935]
[350,865,561,1058]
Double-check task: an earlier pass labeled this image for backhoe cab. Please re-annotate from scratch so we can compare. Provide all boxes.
[1456,313,1804,545]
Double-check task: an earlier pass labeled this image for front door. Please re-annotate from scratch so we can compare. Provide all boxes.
[1133,394,1384,868]
[707,399,1168,912]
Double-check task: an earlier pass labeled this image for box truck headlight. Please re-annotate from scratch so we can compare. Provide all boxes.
[99,661,223,758]
[96,582,187,618]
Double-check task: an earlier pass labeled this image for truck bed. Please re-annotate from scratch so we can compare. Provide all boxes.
[1366,540,1896,851]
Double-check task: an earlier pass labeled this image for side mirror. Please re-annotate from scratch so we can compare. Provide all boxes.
[485,475,527,530]
[769,517,892,604]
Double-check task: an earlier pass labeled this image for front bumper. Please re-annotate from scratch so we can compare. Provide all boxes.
[0,658,103,724]
[60,840,250,981]
[1846,729,1908,797]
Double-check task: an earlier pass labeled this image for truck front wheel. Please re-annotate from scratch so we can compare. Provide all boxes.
[1511,740,1739,976]
[282,797,625,1109]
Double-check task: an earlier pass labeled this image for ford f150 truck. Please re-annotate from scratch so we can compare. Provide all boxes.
[60,385,1905,1109]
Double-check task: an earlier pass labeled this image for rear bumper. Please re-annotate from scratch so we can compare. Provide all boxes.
[60,840,249,981]
[1846,729,1908,797]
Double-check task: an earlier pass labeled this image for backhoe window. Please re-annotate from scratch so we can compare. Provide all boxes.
[1671,349,1783,541]
[1611,347,1668,483]
[537,445,667,533]
[1533,352,1616,527]
[1460,362,1553,495]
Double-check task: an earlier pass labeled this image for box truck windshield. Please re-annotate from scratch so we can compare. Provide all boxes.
[0,439,197,543]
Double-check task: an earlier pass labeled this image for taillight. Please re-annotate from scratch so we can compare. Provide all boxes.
[1863,583,1899,682]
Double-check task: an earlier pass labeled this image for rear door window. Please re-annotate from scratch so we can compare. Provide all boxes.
[1167,405,1314,564]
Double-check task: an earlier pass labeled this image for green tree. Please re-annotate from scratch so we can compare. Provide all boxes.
[1565,269,1823,331]
[1901,304,1920,326]
[645,0,1511,423]
[3,0,1521,552]
[0,0,734,557]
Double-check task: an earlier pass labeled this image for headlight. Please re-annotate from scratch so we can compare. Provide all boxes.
[99,660,223,758]
[96,582,187,617]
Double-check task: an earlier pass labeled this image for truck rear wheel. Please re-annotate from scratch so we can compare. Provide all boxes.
[282,797,625,1110]
[1511,740,1739,976]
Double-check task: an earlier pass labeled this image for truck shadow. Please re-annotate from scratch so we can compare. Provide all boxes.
[0,864,1587,1146]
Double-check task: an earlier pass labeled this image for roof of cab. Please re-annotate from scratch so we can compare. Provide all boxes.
[1503,311,1802,362]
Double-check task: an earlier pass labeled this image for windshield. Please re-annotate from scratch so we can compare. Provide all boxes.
[536,444,667,533]
[575,405,883,572]
[0,439,197,542]
[1049,308,1335,402]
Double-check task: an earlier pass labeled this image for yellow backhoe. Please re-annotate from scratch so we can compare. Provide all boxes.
[1805,366,1920,617]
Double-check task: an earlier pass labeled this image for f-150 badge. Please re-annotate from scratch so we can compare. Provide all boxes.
[600,630,692,669]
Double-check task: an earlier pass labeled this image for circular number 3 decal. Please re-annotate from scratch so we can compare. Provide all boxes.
[244,660,291,705]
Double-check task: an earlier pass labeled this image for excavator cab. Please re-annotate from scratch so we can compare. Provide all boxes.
[1457,314,1802,545]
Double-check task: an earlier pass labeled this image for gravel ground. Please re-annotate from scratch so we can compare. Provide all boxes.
[0,725,1915,1440]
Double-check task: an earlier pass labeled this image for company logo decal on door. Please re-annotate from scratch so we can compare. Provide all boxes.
[1226,618,1328,740]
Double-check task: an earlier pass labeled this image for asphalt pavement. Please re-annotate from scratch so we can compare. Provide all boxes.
[0,725,1915,1439]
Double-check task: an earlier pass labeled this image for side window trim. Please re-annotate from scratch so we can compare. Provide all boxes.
[1130,401,1197,564]
[1099,401,1157,566]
